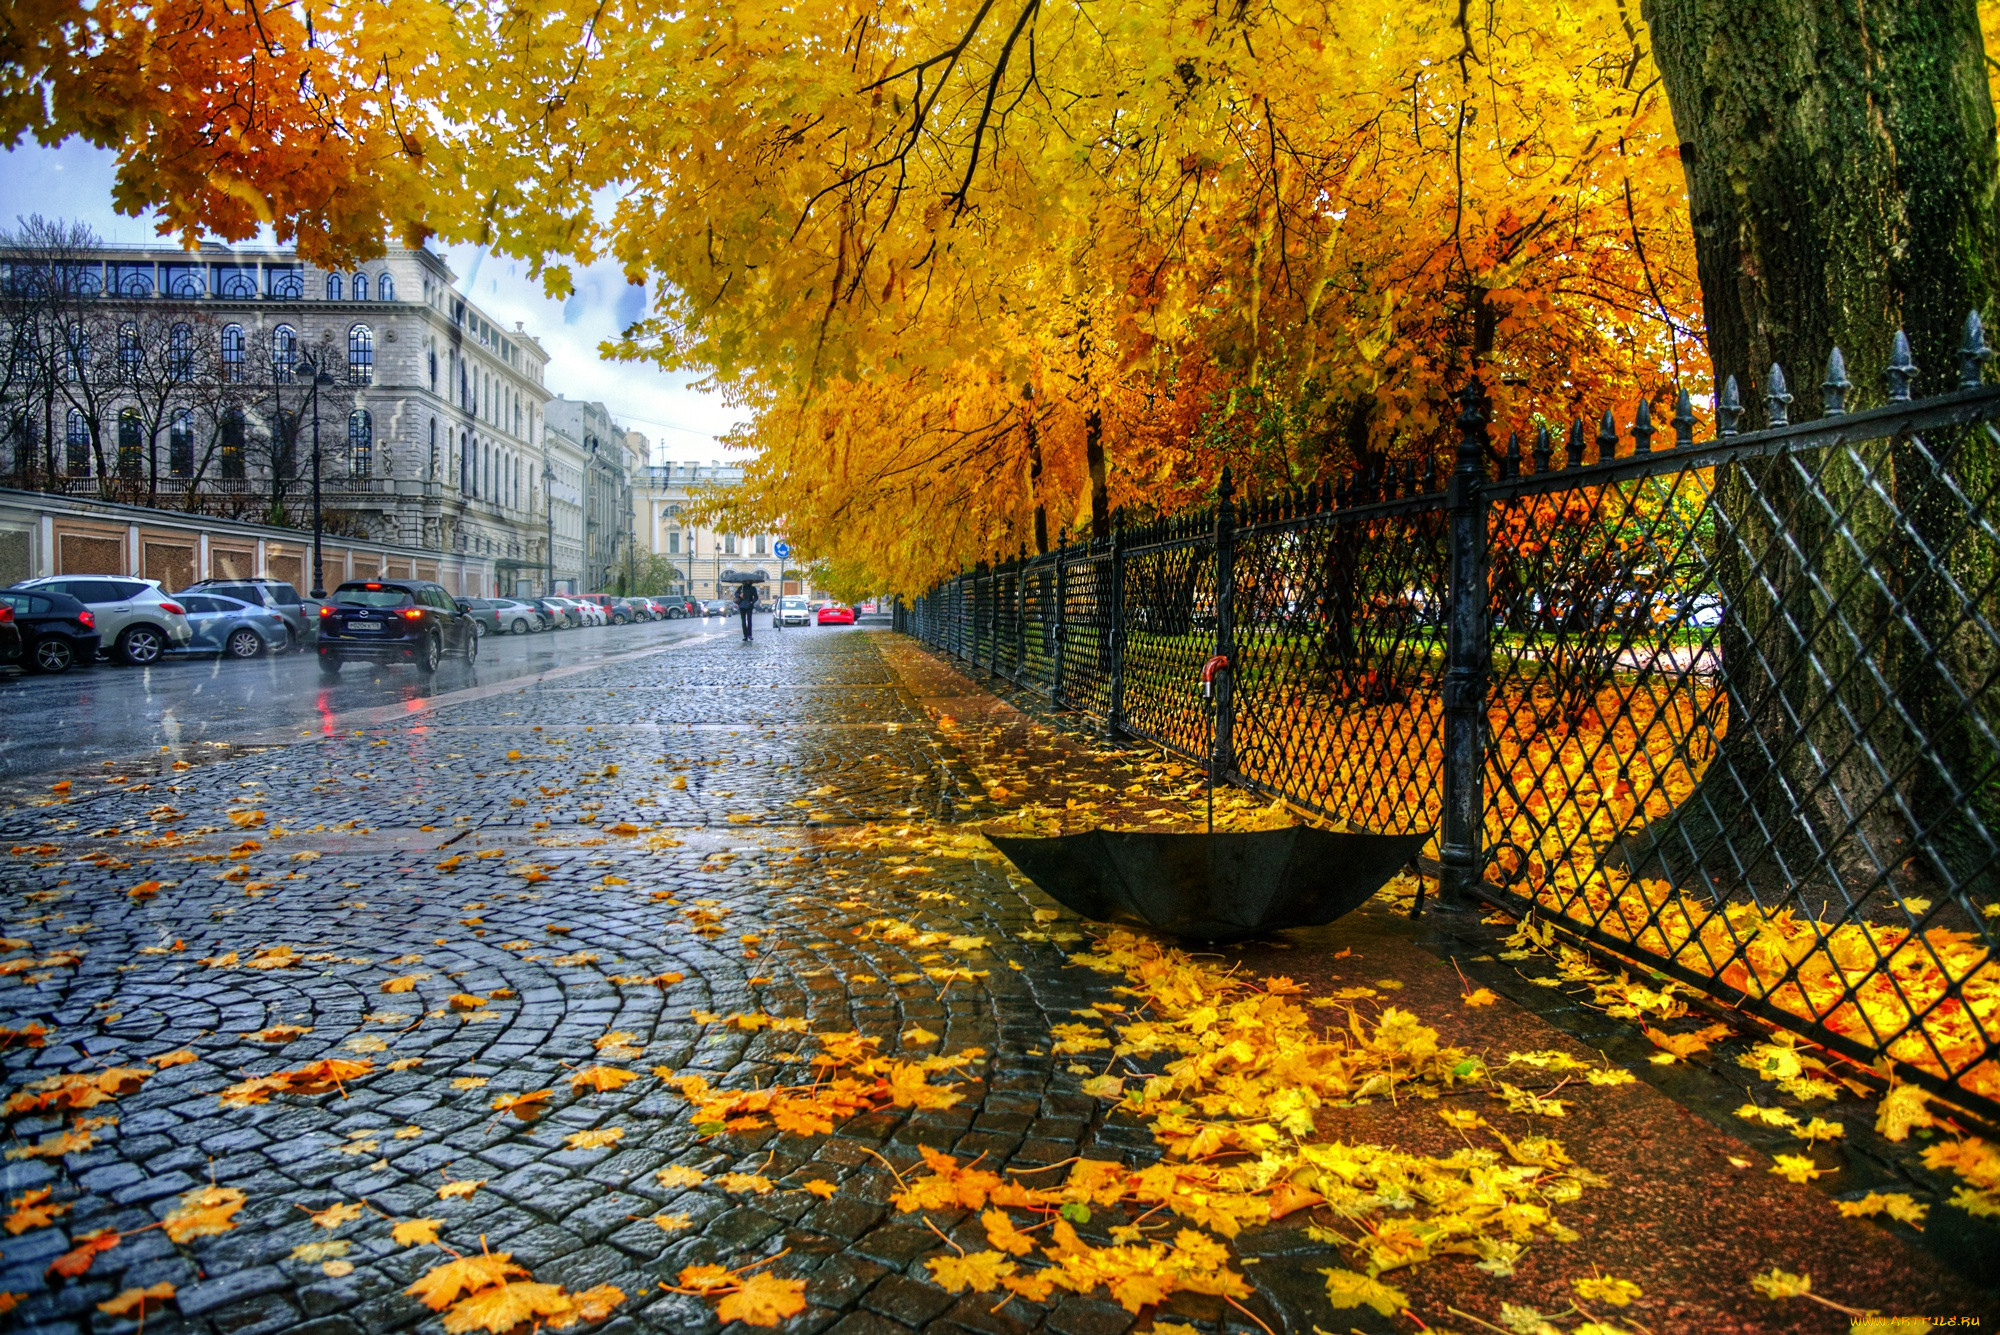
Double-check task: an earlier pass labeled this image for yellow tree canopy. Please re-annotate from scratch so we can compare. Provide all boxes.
[7,0,1704,590]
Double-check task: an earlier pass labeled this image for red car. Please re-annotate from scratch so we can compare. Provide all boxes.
[815,604,856,626]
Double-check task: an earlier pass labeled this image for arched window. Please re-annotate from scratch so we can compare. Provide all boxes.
[65,410,90,476]
[429,419,438,479]
[325,273,343,300]
[272,324,298,375]
[220,324,245,381]
[219,270,258,299]
[427,349,437,390]
[378,273,395,301]
[118,322,141,369]
[347,324,373,384]
[349,409,373,478]
[65,325,89,380]
[269,270,304,299]
[169,410,193,477]
[168,323,193,379]
[352,273,369,301]
[117,408,142,477]
[221,408,245,479]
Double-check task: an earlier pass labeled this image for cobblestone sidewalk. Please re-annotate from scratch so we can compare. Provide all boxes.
[0,628,1994,1335]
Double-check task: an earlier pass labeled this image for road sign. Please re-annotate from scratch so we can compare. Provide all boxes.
[774,542,792,560]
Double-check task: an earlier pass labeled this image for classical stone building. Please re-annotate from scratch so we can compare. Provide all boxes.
[0,239,590,596]
[630,460,828,601]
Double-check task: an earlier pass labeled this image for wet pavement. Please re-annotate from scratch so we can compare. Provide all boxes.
[0,627,1994,1335]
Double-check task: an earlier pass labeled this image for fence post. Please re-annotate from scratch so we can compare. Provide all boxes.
[1051,532,1069,708]
[1213,472,1237,777]
[1440,378,1491,908]
[1107,512,1128,737]
[1015,546,1028,684]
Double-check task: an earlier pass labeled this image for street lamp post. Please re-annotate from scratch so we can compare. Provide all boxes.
[293,356,339,598]
[543,462,556,595]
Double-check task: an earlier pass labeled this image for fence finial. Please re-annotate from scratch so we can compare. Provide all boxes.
[1887,331,1917,402]
[1765,363,1793,428]
[1533,424,1553,473]
[1596,409,1618,464]
[1218,466,1235,502]
[1503,431,1521,479]
[1630,401,1655,456]
[1565,417,1586,468]
[1960,311,1992,390]
[1821,347,1851,416]
[1718,376,1743,435]
[1672,387,1696,448]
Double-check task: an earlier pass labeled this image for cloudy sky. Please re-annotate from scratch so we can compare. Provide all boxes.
[0,141,749,466]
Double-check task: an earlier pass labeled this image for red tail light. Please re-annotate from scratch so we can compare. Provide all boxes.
[0,606,11,623]
[158,601,184,615]
[319,605,334,617]
[78,609,94,629]
[402,608,423,620]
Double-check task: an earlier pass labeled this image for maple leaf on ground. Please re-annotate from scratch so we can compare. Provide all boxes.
[393,1217,445,1245]
[1836,1192,1930,1227]
[308,1200,365,1229]
[800,1179,837,1199]
[406,1253,529,1310]
[650,1213,694,1232]
[1750,1268,1814,1300]
[1769,1155,1832,1184]
[981,1209,1035,1256]
[715,1274,808,1326]
[47,1228,120,1278]
[1642,1023,1731,1059]
[448,993,488,1011]
[564,1127,625,1150]
[1266,1181,1324,1220]
[381,974,428,993]
[1875,1084,1934,1142]
[675,1265,735,1294]
[439,1179,485,1200]
[6,1128,93,1160]
[719,1172,773,1195]
[926,1251,1016,1293]
[1321,1268,1407,1316]
[441,1280,576,1333]
[570,1066,640,1093]
[491,1090,553,1120]
[284,1059,374,1096]
[547,1283,626,1328]
[1573,1275,1643,1306]
[149,1048,197,1067]
[163,1185,246,1242]
[291,1240,351,1262]
[5,1187,67,1234]
[96,1282,175,1318]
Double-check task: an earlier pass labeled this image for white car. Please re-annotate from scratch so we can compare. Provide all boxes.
[570,599,606,627]
[773,596,810,627]
[11,575,193,664]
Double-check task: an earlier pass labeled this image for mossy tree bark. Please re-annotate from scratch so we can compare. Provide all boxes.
[1634,0,2000,907]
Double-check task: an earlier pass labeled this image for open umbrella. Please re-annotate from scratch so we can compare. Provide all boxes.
[987,655,1430,942]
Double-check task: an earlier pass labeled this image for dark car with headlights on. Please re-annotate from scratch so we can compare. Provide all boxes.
[0,587,100,673]
[317,580,478,675]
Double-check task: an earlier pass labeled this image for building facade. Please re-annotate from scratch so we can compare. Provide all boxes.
[631,461,828,601]
[0,239,609,597]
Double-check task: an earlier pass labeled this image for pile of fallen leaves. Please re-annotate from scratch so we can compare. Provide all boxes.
[406,1248,623,1333]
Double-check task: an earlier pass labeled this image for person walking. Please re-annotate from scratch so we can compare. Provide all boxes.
[733,579,758,642]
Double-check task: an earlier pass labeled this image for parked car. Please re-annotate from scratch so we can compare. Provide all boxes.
[317,580,479,675]
[774,596,810,627]
[702,599,728,617]
[174,593,288,659]
[492,599,547,633]
[11,576,191,664]
[180,577,317,649]
[606,598,638,625]
[661,599,691,619]
[527,597,573,628]
[0,587,100,673]
[815,604,856,626]
[576,599,608,627]
[0,603,19,667]
[459,598,505,638]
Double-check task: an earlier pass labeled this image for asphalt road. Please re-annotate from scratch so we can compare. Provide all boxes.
[0,613,745,784]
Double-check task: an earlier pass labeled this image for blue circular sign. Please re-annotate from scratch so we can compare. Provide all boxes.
[774,542,792,560]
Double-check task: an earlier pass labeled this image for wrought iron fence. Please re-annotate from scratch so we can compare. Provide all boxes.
[901,319,2000,1123]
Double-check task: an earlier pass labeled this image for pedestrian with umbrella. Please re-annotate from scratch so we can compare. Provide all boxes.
[732,576,759,642]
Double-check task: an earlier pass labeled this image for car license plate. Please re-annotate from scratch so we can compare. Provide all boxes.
[347,621,381,633]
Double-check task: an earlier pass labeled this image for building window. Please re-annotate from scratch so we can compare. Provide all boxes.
[218,269,257,298]
[353,273,369,301]
[668,531,680,554]
[347,324,373,384]
[165,265,204,298]
[65,410,90,476]
[169,410,193,477]
[326,273,343,300]
[429,419,438,479]
[427,349,437,390]
[117,408,142,477]
[754,535,766,556]
[724,534,737,556]
[221,408,245,479]
[268,268,304,299]
[118,321,141,369]
[112,265,153,297]
[378,273,395,301]
[168,322,193,379]
[349,409,373,477]
[221,323,245,380]
[272,324,298,375]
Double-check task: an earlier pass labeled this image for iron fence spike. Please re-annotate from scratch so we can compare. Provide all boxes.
[1596,408,1618,463]
[1886,330,1917,401]
[1765,362,1793,427]
[1533,424,1553,473]
[1630,401,1655,455]
[1565,417,1586,466]
[1672,387,1696,447]
[1718,375,1743,435]
[1822,347,1851,416]
[1960,310,1992,389]
[1504,431,1522,479]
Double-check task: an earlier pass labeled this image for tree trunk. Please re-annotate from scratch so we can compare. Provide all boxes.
[1634,0,2000,906]
[1085,406,1108,540]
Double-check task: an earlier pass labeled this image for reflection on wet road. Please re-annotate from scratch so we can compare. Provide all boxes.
[0,617,724,782]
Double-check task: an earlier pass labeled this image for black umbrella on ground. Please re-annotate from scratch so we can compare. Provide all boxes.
[986,655,1430,943]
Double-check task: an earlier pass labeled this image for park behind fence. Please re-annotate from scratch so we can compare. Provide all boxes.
[899,320,2000,1125]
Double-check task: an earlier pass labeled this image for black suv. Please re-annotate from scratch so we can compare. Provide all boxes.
[0,588,101,673]
[317,580,478,675]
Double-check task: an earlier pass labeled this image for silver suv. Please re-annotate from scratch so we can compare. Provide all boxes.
[13,576,193,664]
[180,578,319,650]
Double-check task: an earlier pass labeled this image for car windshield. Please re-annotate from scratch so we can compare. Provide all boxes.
[783,598,807,609]
[335,583,413,607]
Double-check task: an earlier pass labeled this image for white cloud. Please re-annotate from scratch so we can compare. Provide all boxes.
[0,140,748,466]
